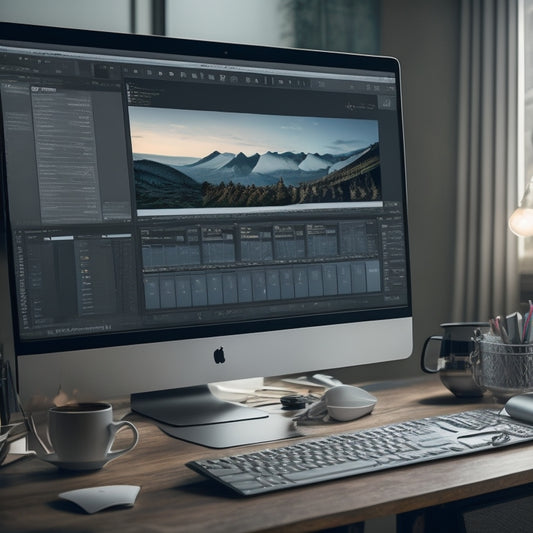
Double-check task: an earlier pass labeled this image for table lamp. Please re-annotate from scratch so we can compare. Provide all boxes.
[509,177,533,237]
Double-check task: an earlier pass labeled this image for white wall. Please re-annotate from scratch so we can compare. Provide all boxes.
[166,0,290,46]
[0,0,290,45]
[0,0,134,32]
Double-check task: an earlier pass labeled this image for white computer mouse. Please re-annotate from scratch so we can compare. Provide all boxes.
[325,385,377,421]
[59,485,140,514]
[503,392,533,425]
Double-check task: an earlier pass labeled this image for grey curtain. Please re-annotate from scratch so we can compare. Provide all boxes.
[452,0,520,320]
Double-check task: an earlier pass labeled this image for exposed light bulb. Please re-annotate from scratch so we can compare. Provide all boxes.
[509,207,533,237]
[509,177,533,237]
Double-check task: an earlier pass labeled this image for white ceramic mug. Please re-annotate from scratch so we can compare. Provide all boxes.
[48,402,138,466]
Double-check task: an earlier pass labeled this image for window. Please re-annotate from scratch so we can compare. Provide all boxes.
[519,0,533,297]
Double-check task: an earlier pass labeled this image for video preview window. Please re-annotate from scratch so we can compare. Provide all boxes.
[128,107,381,213]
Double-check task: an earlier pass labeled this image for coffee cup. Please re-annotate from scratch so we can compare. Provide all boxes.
[421,322,489,397]
[47,402,138,469]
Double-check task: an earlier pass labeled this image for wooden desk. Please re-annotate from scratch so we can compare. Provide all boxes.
[2,375,533,533]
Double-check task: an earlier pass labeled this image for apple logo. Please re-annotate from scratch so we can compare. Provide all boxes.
[213,346,225,364]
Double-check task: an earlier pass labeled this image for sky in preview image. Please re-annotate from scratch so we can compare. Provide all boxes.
[128,106,379,161]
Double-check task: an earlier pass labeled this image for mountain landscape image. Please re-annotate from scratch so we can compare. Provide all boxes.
[129,107,382,210]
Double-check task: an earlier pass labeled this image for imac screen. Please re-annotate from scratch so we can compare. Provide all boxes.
[0,23,411,445]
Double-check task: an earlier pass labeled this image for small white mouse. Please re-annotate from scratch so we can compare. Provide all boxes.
[503,392,533,425]
[59,485,140,514]
[294,385,377,423]
[324,385,377,421]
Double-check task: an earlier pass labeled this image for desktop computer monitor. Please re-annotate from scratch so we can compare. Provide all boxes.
[0,22,412,446]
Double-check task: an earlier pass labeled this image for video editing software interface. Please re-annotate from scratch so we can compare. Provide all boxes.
[0,35,409,353]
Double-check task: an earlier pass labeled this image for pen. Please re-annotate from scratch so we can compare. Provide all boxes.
[496,315,511,344]
[522,309,531,343]
[526,301,533,344]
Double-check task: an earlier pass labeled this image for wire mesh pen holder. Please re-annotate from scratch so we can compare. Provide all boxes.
[471,337,533,402]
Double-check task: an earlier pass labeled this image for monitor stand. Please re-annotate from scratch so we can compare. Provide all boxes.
[130,385,302,448]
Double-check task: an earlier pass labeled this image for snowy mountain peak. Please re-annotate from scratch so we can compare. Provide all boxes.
[190,151,236,170]
[252,152,300,174]
[298,153,330,171]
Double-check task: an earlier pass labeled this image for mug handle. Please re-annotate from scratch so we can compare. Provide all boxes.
[421,335,443,373]
[105,420,139,461]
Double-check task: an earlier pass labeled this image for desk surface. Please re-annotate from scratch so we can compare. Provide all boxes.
[2,375,533,533]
